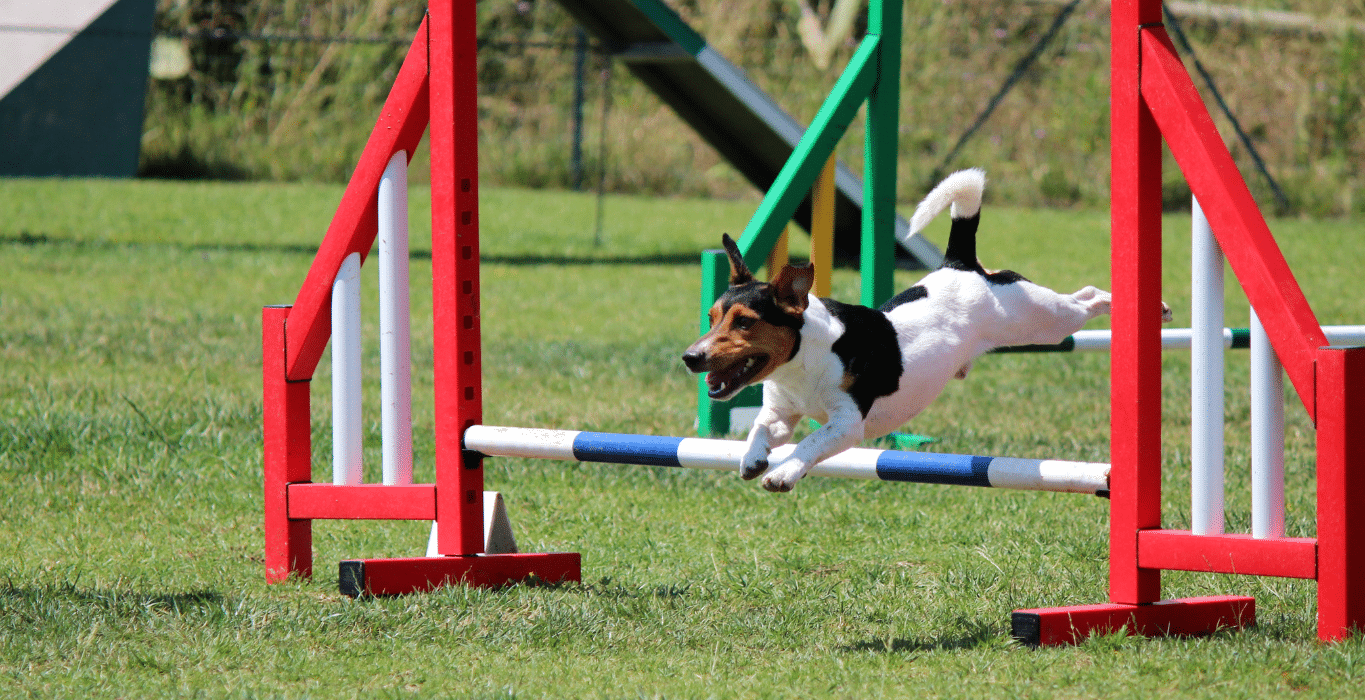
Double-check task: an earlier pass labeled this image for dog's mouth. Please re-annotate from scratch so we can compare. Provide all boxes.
[706,354,768,400]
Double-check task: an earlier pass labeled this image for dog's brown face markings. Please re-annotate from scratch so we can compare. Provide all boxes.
[691,297,798,399]
[682,235,814,401]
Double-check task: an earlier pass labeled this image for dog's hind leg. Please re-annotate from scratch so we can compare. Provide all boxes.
[990,283,1113,347]
[1063,285,1173,323]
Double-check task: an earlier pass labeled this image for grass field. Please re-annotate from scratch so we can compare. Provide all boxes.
[1,178,1362,697]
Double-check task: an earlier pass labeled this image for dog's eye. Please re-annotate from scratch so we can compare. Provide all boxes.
[732,316,756,331]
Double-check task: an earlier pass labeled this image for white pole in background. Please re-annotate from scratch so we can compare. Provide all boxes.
[379,151,413,486]
[1250,308,1286,538]
[1190,196,1225,535]
[332,251,364,485]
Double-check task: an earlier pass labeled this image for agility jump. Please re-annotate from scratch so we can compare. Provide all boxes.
[262,0,1361,644]
[465,426,1110,495]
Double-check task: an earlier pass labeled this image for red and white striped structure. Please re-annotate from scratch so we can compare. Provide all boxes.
[1012,0,1362,645]
[264,0,1361,641]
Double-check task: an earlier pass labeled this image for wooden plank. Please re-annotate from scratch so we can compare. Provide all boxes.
[263,305,313,582]
[339,553,582,597]
[1108,0,1166,606]
[429,0,486,556]
[1137,530,1317,579]
[1012,595,1255,647]
[1315,347,1365,641]
[860,0,901,308]
[288,484,436,521]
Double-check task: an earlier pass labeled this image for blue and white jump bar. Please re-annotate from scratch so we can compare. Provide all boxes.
[464,426,1111,496]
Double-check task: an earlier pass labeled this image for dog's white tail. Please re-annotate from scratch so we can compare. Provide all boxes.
[907,168,986,236]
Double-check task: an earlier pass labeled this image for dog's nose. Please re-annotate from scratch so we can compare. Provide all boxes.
[682,350,707,373]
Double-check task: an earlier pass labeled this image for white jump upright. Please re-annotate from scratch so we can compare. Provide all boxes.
[332,251,364,485]
[1190,196,1225,536]
[1250,308,1286,539]
[328,150,510,556]
[378,151,414,486]
[330,152,414,488]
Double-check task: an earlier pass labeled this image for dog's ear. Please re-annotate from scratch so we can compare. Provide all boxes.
[721,233,754,286]
[772,263,814,315]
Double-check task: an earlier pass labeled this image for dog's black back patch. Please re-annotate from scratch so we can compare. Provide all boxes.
[940,213,1030,285]
[879,285,928,312]
[823,299,903,417]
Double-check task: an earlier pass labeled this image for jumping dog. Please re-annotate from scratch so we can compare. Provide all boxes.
[683,168,1168,492]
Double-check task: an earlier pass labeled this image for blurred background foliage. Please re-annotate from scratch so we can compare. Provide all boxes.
[140,0,1365,216]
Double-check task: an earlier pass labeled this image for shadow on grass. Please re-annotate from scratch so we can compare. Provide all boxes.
[839,618,1000,654]
[1,581,224,616]
[138,147,249,181]
[0,234,703,266]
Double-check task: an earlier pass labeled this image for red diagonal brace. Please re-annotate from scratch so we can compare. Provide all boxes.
[285,17,431,382]
[1138,26,1326,419]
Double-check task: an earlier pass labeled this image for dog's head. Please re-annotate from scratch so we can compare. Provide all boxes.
[682,234,814,401]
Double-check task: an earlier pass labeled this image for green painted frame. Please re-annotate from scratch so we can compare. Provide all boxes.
[697,0,902,436]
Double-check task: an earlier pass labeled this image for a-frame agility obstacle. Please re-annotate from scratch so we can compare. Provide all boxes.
[263,0,1360,642]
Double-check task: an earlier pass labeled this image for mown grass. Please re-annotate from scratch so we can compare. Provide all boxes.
[1,178,1362,698]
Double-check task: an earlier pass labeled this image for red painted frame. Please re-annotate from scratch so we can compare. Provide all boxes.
[1013,596,1255,647]
[264,0,1357,629]
[262,1,580,593]
[1014,0,1361,645]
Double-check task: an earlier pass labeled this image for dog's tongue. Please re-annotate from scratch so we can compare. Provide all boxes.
[706,357,757,398]
[706,371,732,398]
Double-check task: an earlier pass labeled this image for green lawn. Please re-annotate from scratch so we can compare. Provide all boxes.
[1,178,1361,697]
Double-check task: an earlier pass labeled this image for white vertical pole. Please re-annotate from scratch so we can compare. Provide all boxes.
[379,151,413,486]
[332,251,364,485]
[1190,196,1225,535]
[1250,308,1286,538]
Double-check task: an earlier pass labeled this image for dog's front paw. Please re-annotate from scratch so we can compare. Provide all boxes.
[1161,301,1174,323]
[740,457,768,480]
[761,460,807,492]
[740,443,770,480]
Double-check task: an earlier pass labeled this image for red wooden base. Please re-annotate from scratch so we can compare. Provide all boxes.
[338,553,582,597]
[1011,595,1255,646]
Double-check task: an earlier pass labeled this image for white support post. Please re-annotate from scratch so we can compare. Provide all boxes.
[379,151,413,486]
[332,251,364,485]
[1250,308,1286,538]
[1190,196,1225,535]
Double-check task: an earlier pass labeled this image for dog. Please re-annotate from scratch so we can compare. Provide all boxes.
[683,168,1166,492]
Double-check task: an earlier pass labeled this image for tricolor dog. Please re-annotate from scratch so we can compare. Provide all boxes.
[683,168,1168,492]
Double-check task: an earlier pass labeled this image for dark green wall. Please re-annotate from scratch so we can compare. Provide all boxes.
[0,0,156,177]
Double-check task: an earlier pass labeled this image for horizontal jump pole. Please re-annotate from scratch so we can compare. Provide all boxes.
[995,325,1365,354]
[465,426,1111,496]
